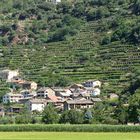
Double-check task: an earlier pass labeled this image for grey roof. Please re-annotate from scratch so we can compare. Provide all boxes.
[85,87,95,90]
[65,99,93,105]
[69,84,85,89]
[72,92,90,97]
[20,97,32,100]
[91,98,102,102]
[37,87,50,92]
[52,87,66,92]
[59,92,71,96]
[29,99,47,104]
[5,93,23,97]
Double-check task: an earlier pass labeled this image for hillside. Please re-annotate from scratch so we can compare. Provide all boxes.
[0,0,140,96]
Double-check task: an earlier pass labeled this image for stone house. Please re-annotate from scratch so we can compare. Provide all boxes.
[83,80,101,88]
[64,99,94,110]
[0,69,19,81]
[26,99,47,112]
[37,87,55,98]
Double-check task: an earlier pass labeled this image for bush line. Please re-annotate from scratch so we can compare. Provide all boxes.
[0,124,139,132]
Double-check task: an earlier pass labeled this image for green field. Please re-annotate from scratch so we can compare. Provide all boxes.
[0,132,139,140]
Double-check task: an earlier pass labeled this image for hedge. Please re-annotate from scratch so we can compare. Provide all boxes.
[0,124,140,132]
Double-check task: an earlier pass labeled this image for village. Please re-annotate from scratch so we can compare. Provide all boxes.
[1,0,140,139]
[0,69,106,117]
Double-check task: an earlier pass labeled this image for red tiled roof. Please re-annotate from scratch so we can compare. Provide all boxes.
[47,95,58,102]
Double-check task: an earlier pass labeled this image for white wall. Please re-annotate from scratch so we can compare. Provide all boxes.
[84,80,101,88]
[1,70,19,82]
[31,82,37,90]
[47,0,61,4]
[92,88,101,96]
[30,103,45,112]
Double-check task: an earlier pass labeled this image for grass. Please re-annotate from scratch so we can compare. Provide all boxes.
[0,132,139,140]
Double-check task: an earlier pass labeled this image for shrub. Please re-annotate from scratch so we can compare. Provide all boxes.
[15,115,32,124]
[0,117,15,124]
[31,116,42,124]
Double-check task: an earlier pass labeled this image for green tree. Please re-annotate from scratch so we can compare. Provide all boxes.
[12,0,23,10]
[132,0,140,15]
[60,109,83,124]
[92,102,116,124]
[130,24,140,44]
[72,2,85,18]
[42,104,59,124]
[37,2,55,11]
[57,2,72,14]
[101,36,111,45]
[83,109,93,124]
[15,105,32,124]
[59,110,70,124]
[128,90,140,123]
[114,101,128,124]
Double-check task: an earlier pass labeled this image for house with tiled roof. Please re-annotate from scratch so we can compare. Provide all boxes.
[83,80,101,88]
[52,87,72,99]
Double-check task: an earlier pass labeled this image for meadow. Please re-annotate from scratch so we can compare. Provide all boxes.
[0,132,139,140]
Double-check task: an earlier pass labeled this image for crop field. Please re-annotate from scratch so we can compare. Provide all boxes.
[0,132,140,140]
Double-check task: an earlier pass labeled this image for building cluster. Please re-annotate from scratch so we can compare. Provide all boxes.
[0,69,102,116]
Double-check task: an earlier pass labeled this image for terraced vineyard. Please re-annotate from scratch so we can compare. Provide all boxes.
[1,18,140,94]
